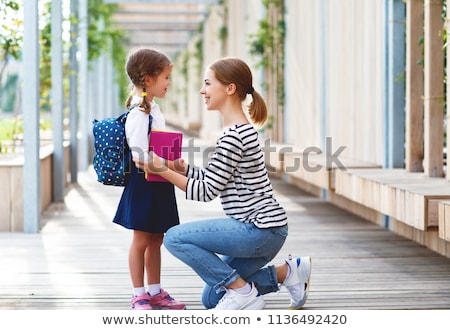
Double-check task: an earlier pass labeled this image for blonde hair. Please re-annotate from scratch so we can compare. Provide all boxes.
[124,47,172,112]
[209,57,267,126]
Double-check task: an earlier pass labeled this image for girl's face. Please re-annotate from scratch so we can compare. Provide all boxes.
[200,68,228,111]
[146,65,172,100]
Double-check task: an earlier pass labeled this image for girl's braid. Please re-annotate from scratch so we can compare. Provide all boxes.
[138,74,150,113]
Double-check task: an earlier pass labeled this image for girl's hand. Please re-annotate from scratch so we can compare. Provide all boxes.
[133,151,167,174]
[172,158,187,175]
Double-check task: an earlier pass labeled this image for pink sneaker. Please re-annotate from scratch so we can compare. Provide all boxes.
[131,292,153,310]
[147,289,186,310]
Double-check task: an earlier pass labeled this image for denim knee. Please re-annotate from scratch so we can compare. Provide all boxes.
[163,226,177,252]
[202,285,224,309]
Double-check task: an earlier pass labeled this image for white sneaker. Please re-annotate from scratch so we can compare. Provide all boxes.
[283,255,311,309]
[213,283,265,310]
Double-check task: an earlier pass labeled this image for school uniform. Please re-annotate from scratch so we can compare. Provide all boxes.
[113,99,179,233]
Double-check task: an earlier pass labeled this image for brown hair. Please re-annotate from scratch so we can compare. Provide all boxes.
[209,57,267,126]
[124,47,172,112]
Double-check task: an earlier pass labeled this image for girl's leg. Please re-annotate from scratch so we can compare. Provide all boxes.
[129,230,153,310]
[145,232,186,310]
[145,233,164,286]
[129,230,152,289]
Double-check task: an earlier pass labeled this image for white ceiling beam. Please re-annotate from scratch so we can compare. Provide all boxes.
[103,0,217,4]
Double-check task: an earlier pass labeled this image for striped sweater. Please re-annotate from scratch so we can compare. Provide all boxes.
[185,124,287,229]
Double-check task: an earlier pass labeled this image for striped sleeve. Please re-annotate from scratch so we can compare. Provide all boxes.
[185,164,205,180]
[186,131,243,202]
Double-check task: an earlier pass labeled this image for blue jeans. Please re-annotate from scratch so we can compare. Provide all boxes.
[163,217,288,309]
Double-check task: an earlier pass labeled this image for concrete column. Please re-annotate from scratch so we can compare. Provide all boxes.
[51,0,65,202]
[22,0,40,233]
[69,0,79,183]
[78,0,89,170]
[384,0,406,169]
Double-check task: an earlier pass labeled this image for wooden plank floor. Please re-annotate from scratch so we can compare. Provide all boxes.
[1,159,450,310]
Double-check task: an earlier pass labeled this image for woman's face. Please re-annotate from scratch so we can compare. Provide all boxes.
[199,68,228,111]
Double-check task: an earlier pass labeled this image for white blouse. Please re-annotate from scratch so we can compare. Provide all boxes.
[125,96,166,161]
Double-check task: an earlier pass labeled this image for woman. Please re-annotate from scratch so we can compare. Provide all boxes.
[134,57,311,310]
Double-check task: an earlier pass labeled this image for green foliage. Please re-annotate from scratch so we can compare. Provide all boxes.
[0,1,22,63]
[0,73,19,113]
[87,0,128,102]
[110,31,129,103]
[219,26,227,42]
[0,1,22,95]
[194,37,203,73]
[0,116,52,153]
[0,0,131,155]
[40,1,52,111]
[247,0,285,114]
[0,117,21,153]
[248,0,285,68]
[195,21,204,70]
[88,0,118,61]
[248,20,271,68]
[181,52,189,77]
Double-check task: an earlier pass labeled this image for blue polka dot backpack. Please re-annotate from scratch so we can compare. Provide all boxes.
[92,109,152,186]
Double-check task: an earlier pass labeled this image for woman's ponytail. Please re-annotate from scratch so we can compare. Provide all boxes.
[247,90,267,127]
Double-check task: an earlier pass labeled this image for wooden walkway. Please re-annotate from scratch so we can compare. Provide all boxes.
[1,162,450,310]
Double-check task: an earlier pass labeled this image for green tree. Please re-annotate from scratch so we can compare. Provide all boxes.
[0,1,21,81]
[87,0,128,102]
[0,0,128,152]
[0,1,22,112]
[248,0,285,141]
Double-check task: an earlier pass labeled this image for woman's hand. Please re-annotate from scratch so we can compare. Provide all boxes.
[171,158,187,175]
[134,152,189,191]
[133,151,167,174]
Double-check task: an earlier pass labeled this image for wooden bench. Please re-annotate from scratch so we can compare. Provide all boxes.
[0,144,70,232]
[439,200,450,242]
[335,168,450,231]
[262,141,302,177]
[283,152,381,191]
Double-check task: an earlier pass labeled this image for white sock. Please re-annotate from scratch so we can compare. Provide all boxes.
[133,286,145,297]
[232,283,252,295]
[284,262,303,298]
[147,284,161,296]
[284,262,293,283]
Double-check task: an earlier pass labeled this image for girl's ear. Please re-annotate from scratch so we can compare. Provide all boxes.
[144,74,154,86]
[227,83,237,95]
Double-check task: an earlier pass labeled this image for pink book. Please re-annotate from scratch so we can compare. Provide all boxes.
[146,130,183,182]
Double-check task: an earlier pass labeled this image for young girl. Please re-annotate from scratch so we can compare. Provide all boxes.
[112,47,185,310]
[134,57,312,310]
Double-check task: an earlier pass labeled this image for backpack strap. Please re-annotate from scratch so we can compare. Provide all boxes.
[128,103,152,133]
[148,114,153,134]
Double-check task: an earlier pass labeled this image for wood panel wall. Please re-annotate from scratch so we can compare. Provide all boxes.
[284,0,385,164]
[163,0,447,181]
